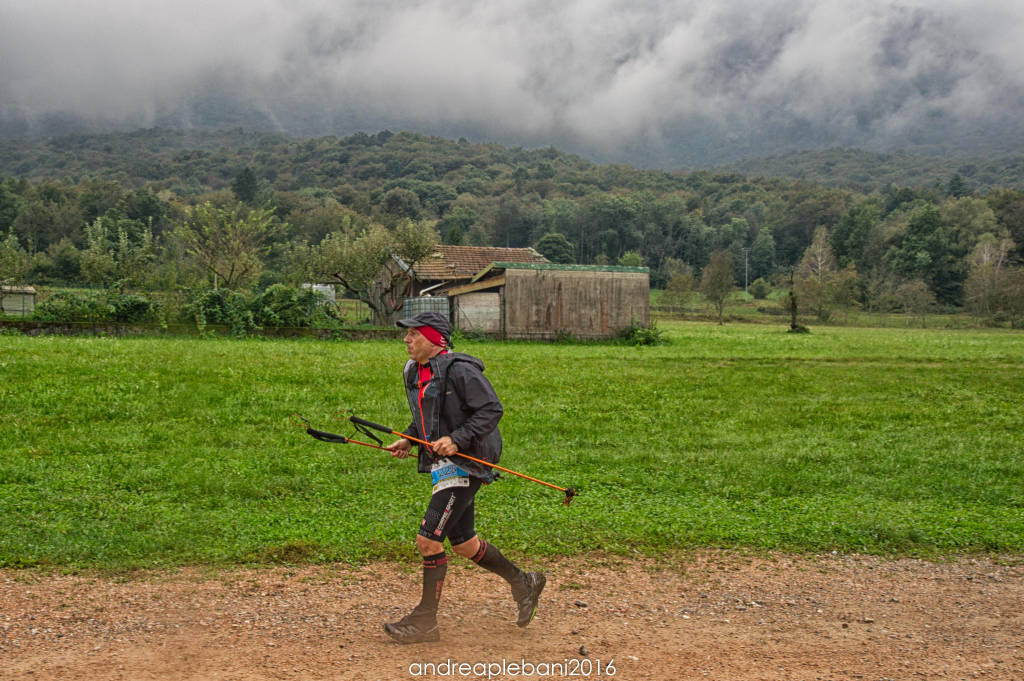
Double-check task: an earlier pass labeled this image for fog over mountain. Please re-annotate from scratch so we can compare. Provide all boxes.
[2,0,1023,168]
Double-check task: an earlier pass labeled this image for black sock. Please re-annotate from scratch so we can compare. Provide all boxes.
[414,551,447,618]
[470,540,524,584]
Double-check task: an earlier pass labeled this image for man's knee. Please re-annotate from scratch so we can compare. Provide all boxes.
[451,536,480,559]
[416,533,444,556]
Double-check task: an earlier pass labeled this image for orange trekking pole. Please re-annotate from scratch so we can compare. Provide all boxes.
[297,413,577,506]
[351,415,577,506]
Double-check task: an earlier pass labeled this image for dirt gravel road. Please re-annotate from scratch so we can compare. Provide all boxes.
[2,552,1021,680]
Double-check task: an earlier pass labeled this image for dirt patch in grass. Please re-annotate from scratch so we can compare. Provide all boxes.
[2,551,1021,680]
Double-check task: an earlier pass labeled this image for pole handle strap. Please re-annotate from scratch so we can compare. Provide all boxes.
[349,415,394,435]
[305,427,350,444]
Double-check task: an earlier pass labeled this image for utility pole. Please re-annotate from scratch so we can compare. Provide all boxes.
[742,247,751,295]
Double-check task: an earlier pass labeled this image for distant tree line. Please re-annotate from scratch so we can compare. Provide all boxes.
[2,128,1024,327]
[723,147,1024,195]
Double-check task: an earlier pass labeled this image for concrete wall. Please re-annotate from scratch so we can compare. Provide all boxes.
[453,292,501,334]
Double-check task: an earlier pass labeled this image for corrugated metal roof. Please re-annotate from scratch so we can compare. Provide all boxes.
[412,245,549,280]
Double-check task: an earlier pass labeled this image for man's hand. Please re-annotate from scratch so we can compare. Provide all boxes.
[431,436,457,457]
[387,438,413,458]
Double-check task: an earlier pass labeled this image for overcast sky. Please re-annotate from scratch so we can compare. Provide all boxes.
[2,0,1023,166]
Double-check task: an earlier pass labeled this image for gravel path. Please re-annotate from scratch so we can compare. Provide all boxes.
[2,552,1022,680]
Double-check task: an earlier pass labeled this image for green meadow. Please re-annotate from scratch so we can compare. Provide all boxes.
[1,322,1022,570]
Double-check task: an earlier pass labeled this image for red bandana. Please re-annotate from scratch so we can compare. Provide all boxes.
[416,325,446,348]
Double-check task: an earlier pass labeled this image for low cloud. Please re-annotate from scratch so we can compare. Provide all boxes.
[2,0,1023,165]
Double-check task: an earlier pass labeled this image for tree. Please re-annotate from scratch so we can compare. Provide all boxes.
[79,203,158,290]
[277,240,314,288]
[177,202,280,290]
[512,166,529,194]
[785,288,805,333]
[764,185,849,267]
[1000,267,1024,328]
[0,232,31,313]
[618,250,643,267]
[0,181,23,233]
[538,198,578,245]
[80,217,116,287]
[493,195,535,248]
[664,269,695,308]
[78,179,127,223]
[942,197,998,248]
[380,188,421,220]
[986,189,1024,263]
[10,190,84,252]
[942,197,1000,282]
[577,194,640,262]
[709,217,750,284]
[947,174,969,198]
[884,204,964,306]
[437,206,479,246]
[286,196,352,244]
[231,167,260,204]
[831,203,879,270]
[313,219,438,325]
[794,226,853,320]
[700,250,734,325]
[534,232,574,264]
[964,235,1015,319]
[749,227,776,281]
[32,238,82,284]
[862,266,899,314]
[0,231,30,289]
[896,280,936,327]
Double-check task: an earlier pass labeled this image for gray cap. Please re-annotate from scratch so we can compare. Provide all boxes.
[395,310,452,346]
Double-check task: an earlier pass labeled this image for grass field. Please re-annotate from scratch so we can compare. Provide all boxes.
[2,321,1022,570]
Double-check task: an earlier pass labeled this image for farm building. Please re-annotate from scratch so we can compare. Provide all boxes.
[403,245,551,297]
[390,245,649,339]
[447,262,649,339]
[1,285,36,316]
[371,245,549,325]
[380,245,548,321]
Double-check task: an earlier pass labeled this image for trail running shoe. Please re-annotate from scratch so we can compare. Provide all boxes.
[513,572,546,627]
[383,615,440,644]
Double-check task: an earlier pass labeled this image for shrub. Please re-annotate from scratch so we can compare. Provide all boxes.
[252,284,316,328]
[749,277,771,300]
[33,290,158,324]
[252,284,343,329]
[33,292,112,323]
[618,320,667,346]
[180,288,256,336]
[108,292,157,323]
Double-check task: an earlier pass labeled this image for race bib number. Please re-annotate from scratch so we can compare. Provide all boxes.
[431,458,470,493]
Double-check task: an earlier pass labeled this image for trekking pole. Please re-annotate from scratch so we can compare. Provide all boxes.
[292,415,390,450]
[293,414,577,506]
[347,414,577,506]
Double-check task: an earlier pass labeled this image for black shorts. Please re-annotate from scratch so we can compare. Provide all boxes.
[419,477,482,545]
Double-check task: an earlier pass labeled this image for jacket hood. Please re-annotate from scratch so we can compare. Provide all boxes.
[430,351,485,373]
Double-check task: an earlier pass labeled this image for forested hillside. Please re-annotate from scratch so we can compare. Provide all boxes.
[723,148,1024,194]
[2,128,1023,324]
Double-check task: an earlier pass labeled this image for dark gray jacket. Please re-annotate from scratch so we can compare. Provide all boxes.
[401,352,503,481]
